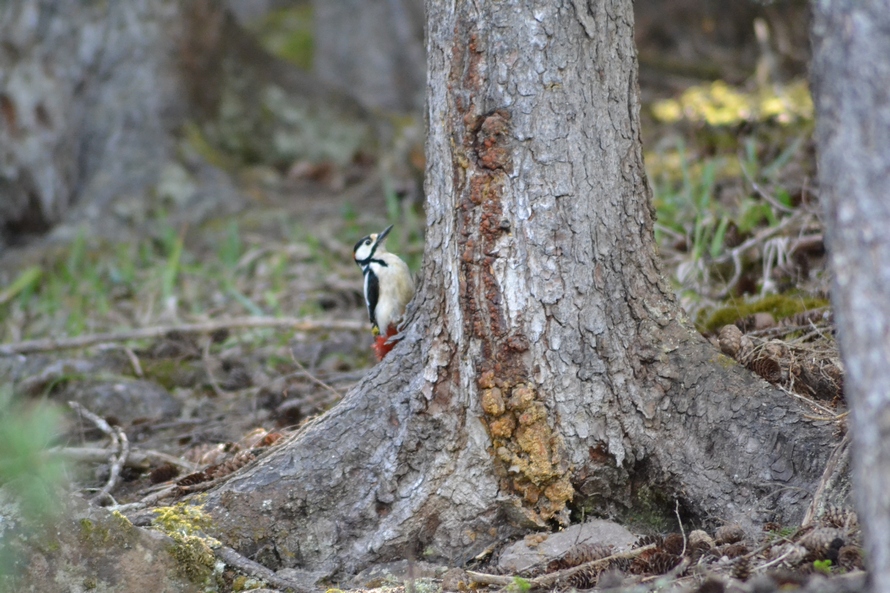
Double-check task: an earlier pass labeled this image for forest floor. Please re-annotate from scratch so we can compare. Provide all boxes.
[0,6,862,593]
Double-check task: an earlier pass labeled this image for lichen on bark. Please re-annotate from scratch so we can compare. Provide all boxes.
[449,50,574,525]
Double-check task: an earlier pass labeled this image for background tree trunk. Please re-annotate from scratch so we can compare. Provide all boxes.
[0,0,371,249]
[812,0,890,588]
[313,0,426,112]
[0,0,194,245]
[204,0,838,579]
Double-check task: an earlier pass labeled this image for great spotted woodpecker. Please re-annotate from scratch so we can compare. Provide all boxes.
[353,224,414,359]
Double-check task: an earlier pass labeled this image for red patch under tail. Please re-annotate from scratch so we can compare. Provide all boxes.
[372,326,400,361]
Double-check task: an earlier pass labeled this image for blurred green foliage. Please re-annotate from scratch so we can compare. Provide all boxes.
[382,188,424,273]
[251,6,315,70]
[0,388,65,522]
[0,387,66,584]
[0,267,42,308]
[648,139,787,260]
[645,75,818,317]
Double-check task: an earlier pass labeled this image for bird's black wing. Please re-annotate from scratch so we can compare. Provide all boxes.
[364,271,380,327]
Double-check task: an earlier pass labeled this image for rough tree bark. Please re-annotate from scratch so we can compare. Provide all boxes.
[204,0,838,579]
[812,0,890,588]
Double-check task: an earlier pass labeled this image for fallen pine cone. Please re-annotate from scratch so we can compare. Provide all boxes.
[748,357,782,383]
[838,545,864,571]
[798,527,844,560]
[715,524,745,545]
[718,325,743,358]
[149,463,180,484]
[731,556,751,581]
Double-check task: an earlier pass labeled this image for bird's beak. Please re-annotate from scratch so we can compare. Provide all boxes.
[377,224,394,244]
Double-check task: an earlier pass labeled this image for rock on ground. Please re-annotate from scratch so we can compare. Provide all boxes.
[496,519,638,573]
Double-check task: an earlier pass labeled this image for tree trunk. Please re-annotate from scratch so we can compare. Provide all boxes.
[0,0,370,248]
[0,0,192,244]
[812,1,890,588]
[204,0,838,579]
[313,0,426,112]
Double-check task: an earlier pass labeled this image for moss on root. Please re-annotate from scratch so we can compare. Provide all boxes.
[152,502,223,588]
[698,294,829,334]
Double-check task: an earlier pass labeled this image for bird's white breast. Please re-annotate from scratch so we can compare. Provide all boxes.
[370,254,414,332]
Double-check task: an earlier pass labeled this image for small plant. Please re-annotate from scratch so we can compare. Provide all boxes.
[813,559,832,575]
[0,388,66,522]
[507,576,532,593]
[0,266,42,307]
[0,387,67,584]
[159,225,186,303]
[218,220,243,271]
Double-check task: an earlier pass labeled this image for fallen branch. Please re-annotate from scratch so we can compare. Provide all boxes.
[290,350,343,400]
[0,316,366,356]
[49,446,198,472]
[111,485,179,513]
[466,544,655,590]
[69,401,129,504]
[215,545,313,593]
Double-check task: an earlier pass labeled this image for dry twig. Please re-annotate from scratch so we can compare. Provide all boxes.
[0,316,365,356]
[735,525,808,565]
[466,544,655,589]
[740,162,796,215]
[202,337,226,397]
[675,499,687,557]
[214,545,313,593]
[777,384,838,417]
[111,485,179,513]
[290,350,343,400]
[68,401,130,504]
[117,345,144,377]
[50,446,198,471]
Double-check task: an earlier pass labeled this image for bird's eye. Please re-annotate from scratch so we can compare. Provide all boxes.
[365,240,371,245]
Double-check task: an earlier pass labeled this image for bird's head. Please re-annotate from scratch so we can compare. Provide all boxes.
[353,224,393,266]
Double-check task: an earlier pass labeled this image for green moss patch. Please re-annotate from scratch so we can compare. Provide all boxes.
[698,294,829,334]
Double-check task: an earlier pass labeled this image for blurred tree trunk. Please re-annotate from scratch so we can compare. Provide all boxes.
[313,0,425,112]
[204,0,837,578]
[812,1,890,588]
[0,1,370,248]
[0,0,194,245]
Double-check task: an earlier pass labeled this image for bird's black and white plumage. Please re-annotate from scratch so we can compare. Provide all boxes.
[353,225,415,338]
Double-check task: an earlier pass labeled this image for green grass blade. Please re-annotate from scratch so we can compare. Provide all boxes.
[162,230,185,301]
[0,266,43,306]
